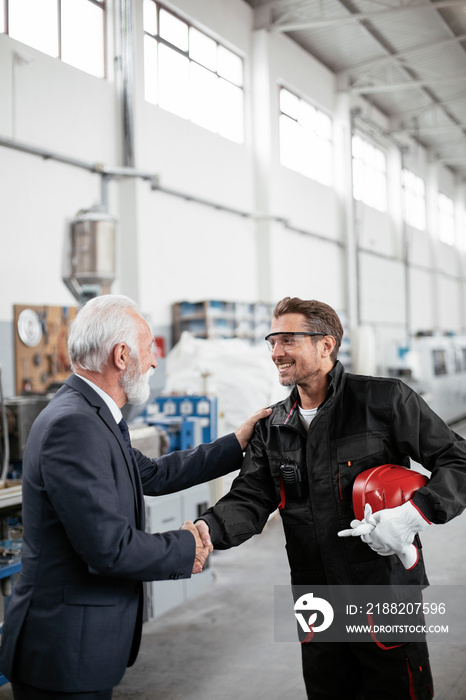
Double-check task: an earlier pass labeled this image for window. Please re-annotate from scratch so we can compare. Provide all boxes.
[143,1,244,144]
[352,134,387,212]
[279,87,333,186]
[402,169,426,231]
[438,192,455,246]
[8,0,59,56]
[4,0,105,79]
[61,0,105,78]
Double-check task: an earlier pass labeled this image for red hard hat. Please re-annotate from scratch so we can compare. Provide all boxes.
[352,464,428,521]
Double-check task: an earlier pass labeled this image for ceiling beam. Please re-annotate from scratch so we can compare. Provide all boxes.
[389,93,466,120]
[338,32,466,75]
[270,0,466,32]
[350,75,466,95]
[402,123,466,134]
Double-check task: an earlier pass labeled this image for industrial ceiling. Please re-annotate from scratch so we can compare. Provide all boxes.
[245,0,466,181]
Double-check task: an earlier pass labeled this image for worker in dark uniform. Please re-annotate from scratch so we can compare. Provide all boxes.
[196,296,466,699]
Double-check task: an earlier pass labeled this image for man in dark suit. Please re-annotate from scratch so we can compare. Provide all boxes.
[0,294,270,699]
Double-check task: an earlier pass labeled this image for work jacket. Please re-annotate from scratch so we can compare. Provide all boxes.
[202,361,466,587]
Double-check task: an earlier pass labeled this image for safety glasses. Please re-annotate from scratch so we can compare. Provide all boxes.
[265,332,325,352]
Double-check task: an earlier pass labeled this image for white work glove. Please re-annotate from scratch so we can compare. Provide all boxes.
[338,501,430,570]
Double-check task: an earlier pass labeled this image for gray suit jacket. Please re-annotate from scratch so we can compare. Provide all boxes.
[0,374,242,692]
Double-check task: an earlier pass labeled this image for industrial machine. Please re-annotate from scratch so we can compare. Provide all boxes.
[411,335,466,424]
[387,334,466,425]
[140,395,218,451]
[62,207,117,305]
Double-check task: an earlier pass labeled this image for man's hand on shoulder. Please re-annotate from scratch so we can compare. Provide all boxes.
[234,407,273,451]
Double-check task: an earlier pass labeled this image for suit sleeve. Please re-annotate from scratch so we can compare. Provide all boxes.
[39,412,196,581]
[392,382,466,523]
[199,422,277,549]
[136,432,243,495]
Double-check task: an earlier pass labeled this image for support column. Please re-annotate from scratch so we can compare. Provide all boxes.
[426,159,440,331]
[251,29,274,302]
[117,177,141,303]
[334,90,359,333]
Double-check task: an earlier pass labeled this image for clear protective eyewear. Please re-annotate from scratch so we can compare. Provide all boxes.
[265,331,325,352]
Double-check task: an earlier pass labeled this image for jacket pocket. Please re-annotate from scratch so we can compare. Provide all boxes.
[336,433,385,501]
[405,642,434,698]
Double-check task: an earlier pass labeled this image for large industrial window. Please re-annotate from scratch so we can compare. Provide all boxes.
[279,87,333,186]
[438,192,455,246]
[143,1,245,144]
[402,169,426,231]
[352,134,387,212]
[3,0,105,79]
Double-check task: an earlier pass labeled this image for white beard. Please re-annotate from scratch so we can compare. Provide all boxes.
[121,358,153,405]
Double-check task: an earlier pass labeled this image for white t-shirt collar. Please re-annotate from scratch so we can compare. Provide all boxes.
[298,405,318,429]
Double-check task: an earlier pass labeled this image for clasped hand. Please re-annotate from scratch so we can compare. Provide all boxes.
[180,520,213,574]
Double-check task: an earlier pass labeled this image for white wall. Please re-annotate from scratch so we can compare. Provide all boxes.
[1,0,466,390]
[137,186,260,327]
[0,148,107,317]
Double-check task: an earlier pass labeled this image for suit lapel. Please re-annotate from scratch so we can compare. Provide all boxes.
[115,422,144,530]
[100,410,144,529]
[64,375,143,528]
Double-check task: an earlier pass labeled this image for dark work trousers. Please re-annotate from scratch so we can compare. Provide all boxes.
[301,640,434,699]
[11,682,113,700]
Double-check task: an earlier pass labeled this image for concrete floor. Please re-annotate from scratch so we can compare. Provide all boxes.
[2,430,466,699]
[0,512,465,700]
[1,511,465,700]
[114,514,304,700]
[109,511,466,700]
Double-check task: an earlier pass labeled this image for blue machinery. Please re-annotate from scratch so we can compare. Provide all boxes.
[141,395,218,451]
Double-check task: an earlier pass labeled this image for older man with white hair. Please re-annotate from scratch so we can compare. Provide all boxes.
[0,294,270,700]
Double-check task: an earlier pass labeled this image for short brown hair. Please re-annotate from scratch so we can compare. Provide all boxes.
[272,297,343,362]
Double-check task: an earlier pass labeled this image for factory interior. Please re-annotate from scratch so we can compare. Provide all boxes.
[2,0,466,697]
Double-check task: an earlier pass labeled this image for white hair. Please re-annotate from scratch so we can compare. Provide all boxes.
[68,295,141,373]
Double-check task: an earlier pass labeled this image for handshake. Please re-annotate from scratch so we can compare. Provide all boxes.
[177,406,273,575]
[180,520,212,574]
